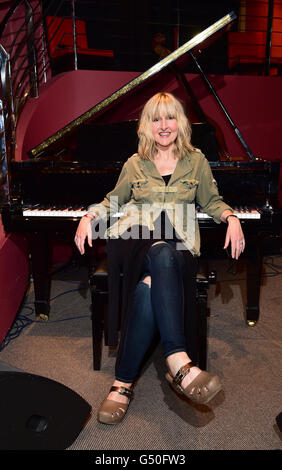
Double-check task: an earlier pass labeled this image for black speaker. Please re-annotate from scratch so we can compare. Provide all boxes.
[276,412,282,433]
[0,361,92,450]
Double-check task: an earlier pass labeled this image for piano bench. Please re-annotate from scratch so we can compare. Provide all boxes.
[88,257,216,372]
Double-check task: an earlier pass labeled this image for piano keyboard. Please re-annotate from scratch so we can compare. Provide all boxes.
[198,209,261,219]
[22,207,88,218]
[22,206,261,219]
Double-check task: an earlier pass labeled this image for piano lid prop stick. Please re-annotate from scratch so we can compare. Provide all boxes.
[189,51,255,162]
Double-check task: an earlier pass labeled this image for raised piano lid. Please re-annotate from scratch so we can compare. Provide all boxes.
[28,12,236,160]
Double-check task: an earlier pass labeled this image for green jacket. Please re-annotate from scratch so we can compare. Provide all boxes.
[88,150,233,256]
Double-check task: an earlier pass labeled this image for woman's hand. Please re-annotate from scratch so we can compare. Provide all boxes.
[223,215,245,259]
[74,216,94,255]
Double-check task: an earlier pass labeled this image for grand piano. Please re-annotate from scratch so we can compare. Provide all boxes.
[1,12,281,326]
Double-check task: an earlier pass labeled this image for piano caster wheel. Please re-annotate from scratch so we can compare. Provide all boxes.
[246,320,256,327]
[39,313,49,321]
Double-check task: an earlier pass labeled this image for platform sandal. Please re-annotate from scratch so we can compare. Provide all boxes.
[166,362,222,405]
[97,385,134,424]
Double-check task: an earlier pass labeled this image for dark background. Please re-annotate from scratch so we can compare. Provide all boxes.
[43,0,239,73]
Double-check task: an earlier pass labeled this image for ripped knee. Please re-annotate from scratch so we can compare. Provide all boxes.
[141,242,168,287]
[141,275,151,287]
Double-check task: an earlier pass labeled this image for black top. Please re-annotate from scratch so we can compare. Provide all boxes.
[162,174,172,185]
[153,173,177,240]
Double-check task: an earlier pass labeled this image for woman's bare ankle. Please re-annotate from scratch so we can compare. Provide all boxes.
[107,380,133,404]
[166,352,201,387]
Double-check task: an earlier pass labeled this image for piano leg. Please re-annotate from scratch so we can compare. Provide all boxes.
[28,233,51,320]
[245,238,263,326]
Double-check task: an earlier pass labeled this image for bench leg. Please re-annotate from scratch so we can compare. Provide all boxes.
[196,285,208,371]
[89,278,107,370]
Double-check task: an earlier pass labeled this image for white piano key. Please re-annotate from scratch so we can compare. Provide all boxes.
[197,212,212,219]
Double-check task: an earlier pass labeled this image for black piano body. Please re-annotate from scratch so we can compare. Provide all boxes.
[1,11,281,326]
[2,154,280,325]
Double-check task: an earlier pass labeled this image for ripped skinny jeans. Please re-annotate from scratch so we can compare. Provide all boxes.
[115,241,191,383]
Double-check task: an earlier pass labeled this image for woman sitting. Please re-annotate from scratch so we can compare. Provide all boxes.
[75,92,245,425]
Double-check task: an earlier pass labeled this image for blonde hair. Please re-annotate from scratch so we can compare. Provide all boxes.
[137,92,194,160]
